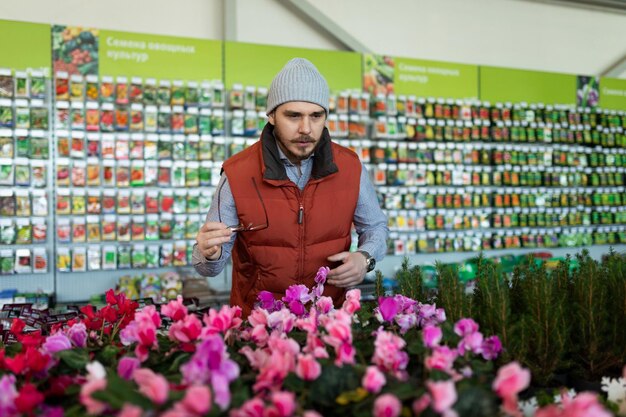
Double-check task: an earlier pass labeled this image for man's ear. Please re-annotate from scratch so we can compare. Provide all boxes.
[268,111,275,125]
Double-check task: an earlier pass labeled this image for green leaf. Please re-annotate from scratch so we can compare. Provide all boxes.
[57,349,90,370]
[309,365,360,409]
[92,373,153,411]
[96,345,119,366]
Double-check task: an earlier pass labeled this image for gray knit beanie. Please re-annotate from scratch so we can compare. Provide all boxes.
[266,58,329,115]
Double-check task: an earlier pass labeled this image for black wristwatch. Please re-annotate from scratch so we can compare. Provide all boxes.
[358,250,376,272]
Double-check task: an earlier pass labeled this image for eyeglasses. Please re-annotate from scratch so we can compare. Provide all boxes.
[217,177,269,232]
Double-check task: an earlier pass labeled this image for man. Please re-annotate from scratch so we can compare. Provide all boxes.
[193,58,388,316]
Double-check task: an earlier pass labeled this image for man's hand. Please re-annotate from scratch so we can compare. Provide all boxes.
[326,251,368,288]
[195,222,232,261]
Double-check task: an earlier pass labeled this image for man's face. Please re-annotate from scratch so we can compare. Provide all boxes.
[268,101,326,164]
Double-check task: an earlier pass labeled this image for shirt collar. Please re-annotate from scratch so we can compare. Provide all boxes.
[275,138,314,166]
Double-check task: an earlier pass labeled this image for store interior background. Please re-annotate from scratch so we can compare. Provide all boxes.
[1,0,626,300]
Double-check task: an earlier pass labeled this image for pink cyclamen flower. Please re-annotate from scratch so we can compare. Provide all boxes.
[481,335,502,360]
[0,374,18,417]
[67,322,88,348]
[133,368,169,405]
[427,380,457,413]
[457,331,484,356]
[425,346,458,373]
[412,394,431,415]
[169,314,202,343]
[202,305,243,337]
[373,393,402,417]
[117,403,143,417]
[377,297,400,322]
[454,318,479,337]
[270,391,296,417]
[303,412,323,417]
[180,385,212,415]
[117,356,140,380]
[42,332,72,355]
[257,291,283,312]
[362,366,386,393]
[492,362,530,416]
[79,379,107,415]
[232,398,264,417]
[161,295,188,322]
[422,325,443,348]
[316,296,334,314]
[562,392,612,417]
[342,289,361,314]
[295,354,321,381]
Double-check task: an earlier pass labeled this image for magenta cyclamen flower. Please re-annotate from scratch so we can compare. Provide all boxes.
[282,285,312,316]
[42,332,72,355]
[454,318,479,337]
[117,356,140,380]
[377,297,400,322]
[257,291,283,312]
[67,322,87,348]
[161,295,188,322]
[181,334,240,410]
[481,335,502,360]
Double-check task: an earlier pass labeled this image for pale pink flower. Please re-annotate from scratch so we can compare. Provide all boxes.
[42,332,72,355]
[372,329,409,379]
[412,394,431,415]
[295,354,321,381]
[202,305,243,338]
[133,368,169,405]
[0,375,18,417]
[80,379,107,415]
[240,346,270,370]
[169,314,202,343]
[362,366,386,393]
[248,308,268,327]
[316,296,334,314]
[303,411,323,417]
[457,332,484,356]
[454,318,479,337]
[180,385,212,415]
[561,392,612,417]
[117,403,143,417]
[427,380,457,413]
[492,362,530,416]
[342,289,361,314]
[232,397,264,417]
[422,325,443,348]
[373,393,402,417]
[67,322,88,348]
[161,295,188,321]
[250,324,269,346]
[270,391,296,417]
[267,309,296,333]
[425,346,458,373]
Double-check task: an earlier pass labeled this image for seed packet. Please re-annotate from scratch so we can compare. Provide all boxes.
[116,77,129,105]
[231,110,244,136]
[118,190,131,214]
[130,160,145,187]
[187,190,200,214]
[183,134,199,161]
[116,160,130,187]
[100,191,115,215]
[72,247,86,272]
[244,111,258,137]
[146,215,159,240]
[87,245,101,271]
[172,162,185,187]
[118,246,131,269]
[15,249,32,274]
[56,247,71,271]
[172,107,185,133]
[173,191,187,214]
[32,190,47,216]
[85,158,100,187]
[146,245,159,268]
[70,160,85,187]
[87,215,101,242]
[170,80,185,106]
[131,245,146,268]
[199,81,212,107]
[212,138,225,161]
[199,194,212,214]
[186,215,200,239]
[173,215,186,239]
[129,104,144,132]
[33,248,47,273]
[14,132,30,158]
[160,191,174,214]
[200,162,212,186]
[30,70,46,99]
[173,241,187,266]
[145,160,157,187]
[0,219,16,244]
[15,100,30,129]
[0,131,13,158]
[102,215,116,240]
[102,160,114,187]
[72,191,86,216]
[211,109,225,136]
[87,190,101,214]
[199,109,212,135]
[85,75,99,101]
[69,102,85,130]
[140,78,156,105]
[68,74,85,102]
[15,159,30,186]
[255,87,268,112]
[243,86,256,111]
[56,188,70,215]
[100,103,115,132]
[184,81,199,107]
[132,216,145,240]
[0,99,14,128]
[128,77,143,103]
[158,160,172,186]
[131,190,145,214]
[115,134,130,160]
[118,216,131,241]
[100,76,115,102]
[184,107,199,135]
[142,105,157,133]
[102,245,117,270]
[115,106,129,131]
[144,134,158,159]
[70,131,85,158]
[158,106,171,133]
[157,80,171,105]
[229,84,244,109]
[72,217,86,242]
[55,72,69,100]
[186,162,199,187]
[15,190,30,216]
[198,136,212,161]
[32,218,47,243]
[30,132,49,160]
[145,191,159,214]
[0,249,13,274]
[86,102,99,131]
[172,134,185,160]
[212,81,225,108]
[160,213,173,239]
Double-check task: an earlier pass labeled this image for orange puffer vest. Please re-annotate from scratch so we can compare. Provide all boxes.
[222,124,361,316]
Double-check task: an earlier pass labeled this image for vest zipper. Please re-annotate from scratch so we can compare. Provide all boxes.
[298,204,304,224]
[297,191,304,283]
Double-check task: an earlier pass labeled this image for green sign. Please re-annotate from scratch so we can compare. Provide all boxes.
[599,77,626,111]
[100,30,222,81]
[0,20,50,72]
[224,42,361,92]
[372,55,479,99]
[480,66,577,105]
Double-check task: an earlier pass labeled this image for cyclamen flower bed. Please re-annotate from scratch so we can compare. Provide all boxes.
[0,267,623,417]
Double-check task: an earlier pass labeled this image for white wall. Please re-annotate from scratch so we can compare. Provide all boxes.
[1,0,625,78]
